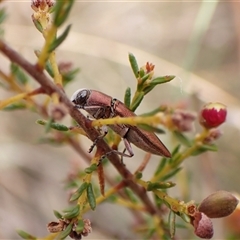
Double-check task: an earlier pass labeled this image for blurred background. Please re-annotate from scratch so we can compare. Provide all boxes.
[0,1,240,239]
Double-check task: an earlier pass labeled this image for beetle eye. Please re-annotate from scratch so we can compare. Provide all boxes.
[71,89,90,106]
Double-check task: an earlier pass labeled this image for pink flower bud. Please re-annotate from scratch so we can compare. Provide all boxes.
[199,103,227,129]
[192,212,214,239]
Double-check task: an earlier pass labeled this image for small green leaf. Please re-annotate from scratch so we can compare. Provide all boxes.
[154,157,167,176]
[64,180,79,189]
[3,102,26,111]
[62,205,78,213]
[153,193,164,208]
[151,75,175,85]
[49,4,55,14]
[53,0,75,27]
[173,131,192,147]
[162,233,173,240]
[137,123,165,134]
[144,228,155,240]
[128,53,139,78]
[32,18,43,33]
[76,182,88,193]
[58,223,73,239]
[36,119,69,131]
[53,210,63,219]
[45,118,54,132]
[87,183,96,210]
[139,68,145,78]
[141,106,167,117]
[63,205,80,219]
[171,144,181,157]
[191,144,218,156]
[10,63,29,85]
[147,181,175,191]
[142,85,154,95]
[161,167,182,181]
[38,137,63,146]
[135,171,142,179]
[17,230,36,240]
[107,194,117,202]
[75,219,84,233]
[124,188,138,203]
[45,60,54,77]
[69,191,81,202]
[70,182,88,202]
[62,67,80,86]
[142,75,175,95]
[0,8,7,25]
[124,87,131,108]
[179,212,191,223]
[200,143,218,151]
[84,164,98,174]
[168,211,176,238]
[140,72,151,84]
[130,92,144,112]
[49,24,72,52]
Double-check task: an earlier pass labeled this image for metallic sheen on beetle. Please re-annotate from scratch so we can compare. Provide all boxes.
[71,89,171,158]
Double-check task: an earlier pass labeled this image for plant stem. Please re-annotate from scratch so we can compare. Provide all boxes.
[0,39,158,217]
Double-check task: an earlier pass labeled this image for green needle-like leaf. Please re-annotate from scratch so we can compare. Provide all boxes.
[143,75,175,95]
[147,181,176,191]
[53,0,75,27]
[32,18,43,33]
[58,223,73,239]
[168,210,176,238]
[129,53,139,78]
[62,67,80,86]
[53,210,63,219]
[173,131,192,147]
[36,119,69,131]
[85,164,98,174]
[17,230,36,240]
[63,205,80,219]
[48,24,72,52]
[70,182,88,202]
[0,8,7,25]
[87,183,96,210]
[76,219,85,233]
[161,167,182,181]
[130,92,144,112]
[154,157,167,176]
[10,63,29,85]
[3,102,26,111]
[124,87,131,108]
[191,144,218,156]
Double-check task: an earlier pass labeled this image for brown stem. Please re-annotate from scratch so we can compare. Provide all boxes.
[0,40,157,216]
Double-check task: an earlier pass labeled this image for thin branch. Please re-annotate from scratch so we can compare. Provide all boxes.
[0,40,158,216]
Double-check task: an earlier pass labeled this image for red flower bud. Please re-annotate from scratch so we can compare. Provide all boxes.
[199,102,227,129]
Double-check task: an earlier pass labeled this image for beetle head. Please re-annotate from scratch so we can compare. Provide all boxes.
[71,88,90,107]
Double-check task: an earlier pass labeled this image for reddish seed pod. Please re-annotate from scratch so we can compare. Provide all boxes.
[198,191,239,218]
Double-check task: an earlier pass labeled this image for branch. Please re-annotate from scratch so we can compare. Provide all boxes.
[0,40,158,215]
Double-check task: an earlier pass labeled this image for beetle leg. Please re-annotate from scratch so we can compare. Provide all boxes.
[89,126,108,153]
[97,136,134,165]
[122,137,134,157]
